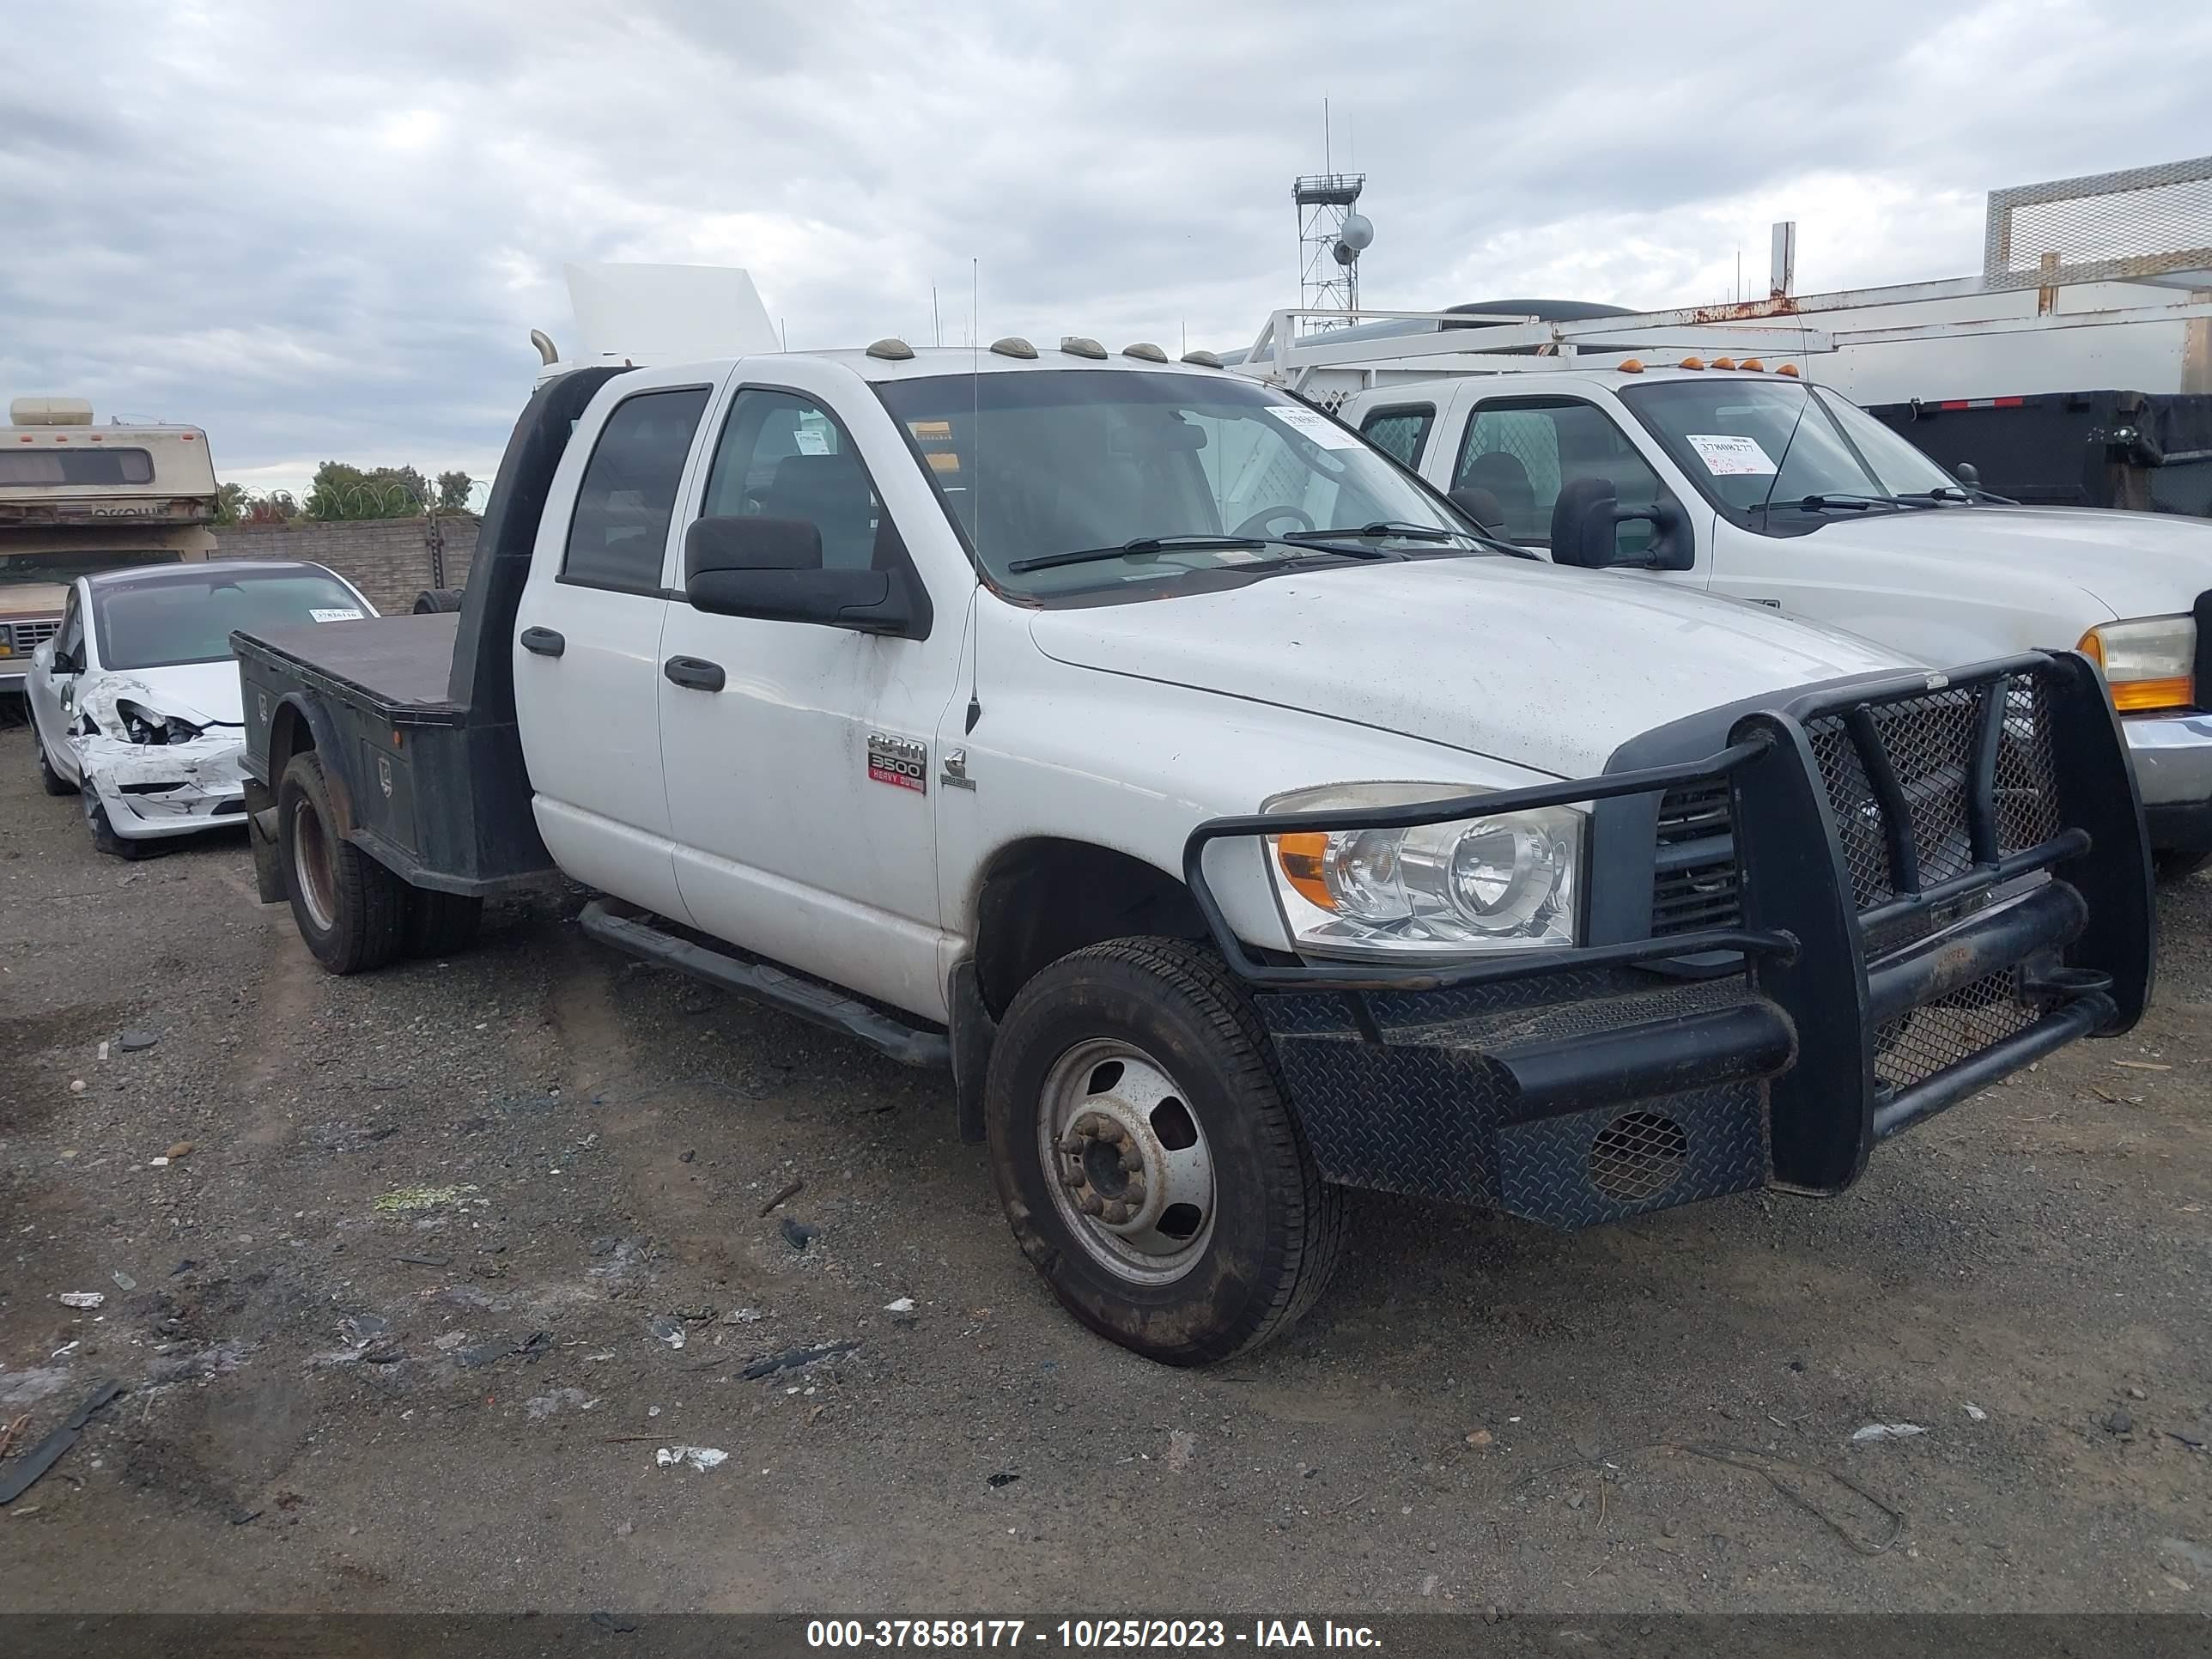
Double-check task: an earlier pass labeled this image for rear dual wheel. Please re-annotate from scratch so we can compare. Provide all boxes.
[278,751,407,974]
[984,937,1346,1365]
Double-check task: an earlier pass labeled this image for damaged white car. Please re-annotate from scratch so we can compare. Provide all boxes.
[27,561,376,856]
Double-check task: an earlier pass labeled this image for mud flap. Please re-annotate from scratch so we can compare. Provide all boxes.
[246,781,283,904]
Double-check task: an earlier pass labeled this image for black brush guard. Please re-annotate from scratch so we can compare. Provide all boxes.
[1181,652,2153,1226]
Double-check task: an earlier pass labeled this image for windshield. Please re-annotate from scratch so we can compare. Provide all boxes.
[92,569,367,671]
[872,369,1471,596]
[1620,377,1957,515]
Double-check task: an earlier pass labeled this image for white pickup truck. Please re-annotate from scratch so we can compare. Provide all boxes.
[1340,365,2212,875]
[229,343,2152,1364]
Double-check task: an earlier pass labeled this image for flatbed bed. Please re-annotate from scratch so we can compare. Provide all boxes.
[240,613,466,723]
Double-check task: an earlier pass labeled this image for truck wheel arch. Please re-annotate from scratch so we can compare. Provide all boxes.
[266,695,358,839]
[969,838,1207,1018]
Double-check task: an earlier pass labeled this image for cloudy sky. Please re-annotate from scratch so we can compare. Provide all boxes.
[5,0,2209,498]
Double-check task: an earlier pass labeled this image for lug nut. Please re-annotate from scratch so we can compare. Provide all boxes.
[1122,1177,1147,1206]
[1102,1201,1133,1225]
[1079,1194,1105,1217]
[1060,1167,1086,1189]
[1120,1148,1145,1172]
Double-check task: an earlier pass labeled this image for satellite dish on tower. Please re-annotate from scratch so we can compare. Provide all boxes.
[1340,212,1374,251]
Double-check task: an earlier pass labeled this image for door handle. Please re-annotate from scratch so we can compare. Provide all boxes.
[520,626,566,658]
[663,655,726,692]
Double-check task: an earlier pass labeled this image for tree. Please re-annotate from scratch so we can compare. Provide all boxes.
[303,460,433,521]
[213,480,250,525]
[435,470,474,512]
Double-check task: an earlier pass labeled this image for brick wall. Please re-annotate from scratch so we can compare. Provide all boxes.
[211,518,479,615]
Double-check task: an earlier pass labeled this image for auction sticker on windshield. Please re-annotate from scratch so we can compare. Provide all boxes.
[1264,406,1363,449]
[1685,434,1777,476]
[310,607,366,622]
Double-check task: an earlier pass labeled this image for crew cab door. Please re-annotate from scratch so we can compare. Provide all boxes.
[1438,387,1708,592]
[513,368,719,920]
[654,361,965,1021]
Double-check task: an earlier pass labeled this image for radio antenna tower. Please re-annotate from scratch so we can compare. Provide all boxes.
[1292,99,1372,333]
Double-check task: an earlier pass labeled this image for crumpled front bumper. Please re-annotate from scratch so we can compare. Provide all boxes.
[83,735,252,840]
[1184,651,2154,1230]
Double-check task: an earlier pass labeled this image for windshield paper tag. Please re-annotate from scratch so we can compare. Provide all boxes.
[1264,405,1363,450]
[1686,434,1777,476]
[309,607,366,623]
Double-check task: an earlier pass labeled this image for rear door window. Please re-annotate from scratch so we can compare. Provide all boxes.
[562,388,713,592]
[1358,404,1436,468]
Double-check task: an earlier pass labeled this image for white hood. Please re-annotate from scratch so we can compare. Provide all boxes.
[1808,505,2212,622]
[86,659,246,727]
[1028,558,1908,779]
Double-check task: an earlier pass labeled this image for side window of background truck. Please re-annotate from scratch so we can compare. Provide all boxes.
[1358,404,1435,468]
[1455,399,1667,556]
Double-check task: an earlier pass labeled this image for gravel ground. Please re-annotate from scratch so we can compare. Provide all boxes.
[1,713,2208,1614]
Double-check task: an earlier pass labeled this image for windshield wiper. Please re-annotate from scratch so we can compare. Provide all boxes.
[1005,534,1266,574]
[1747,492,1933,514]
[1285,521,1471,544]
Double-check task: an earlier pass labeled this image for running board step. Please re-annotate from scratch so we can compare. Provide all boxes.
[577,899,951,1070]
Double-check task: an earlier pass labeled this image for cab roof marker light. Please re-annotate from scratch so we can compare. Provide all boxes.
[1060,337,1107,360]
[865,337,915,361]
[1678,356,1705,370]
[1776,362,1801,377]
[990,337,1037,360]
[1615,358,1644,374]
[1180,349,1224,368]
[1711,357,1738,371]
[1121,343,1169,362]
[1739,358,1764,371]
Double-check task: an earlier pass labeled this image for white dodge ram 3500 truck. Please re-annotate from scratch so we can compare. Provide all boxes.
[230,343,2154,1364]
[1341,365,2212,876]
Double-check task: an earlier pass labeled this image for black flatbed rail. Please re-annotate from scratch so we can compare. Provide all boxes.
[229,366,628,897]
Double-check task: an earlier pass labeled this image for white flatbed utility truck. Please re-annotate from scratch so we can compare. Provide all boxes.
[230,340,2152,1364]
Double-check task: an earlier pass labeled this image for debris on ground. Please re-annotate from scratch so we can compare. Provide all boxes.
[1165,1430,1197,1473]
[648,1317,687,1349]
[884,1297,915,1315]
[339,1315,389,1348]
[301,1121,399,1152]
[654,1445,727,1472]
[118,1030,159,1053]
[111,1271,137,1291]
[526,1388,600,1419]
[373,1184,479,1212]
[69,1080,86,1096]
[779,1218,817,1251]
[988,1472,1019,1488]
[1850,1423,1928,1443]
[454,1332,551,1370]
[1466,1429,1493,1448]
[740,1340,860,1381]
[1963,1403,1987,1422]
[0,1379,123,1505]
[723,1307,767,1325]
[164,1141,194,1161]
[760,1178,805,1217]
[58,1292,105,1310]
[591,1611,642,1633]
[2102,1408,2135,1435]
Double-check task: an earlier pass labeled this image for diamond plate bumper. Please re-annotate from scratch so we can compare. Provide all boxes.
[1184,652,2154,1229]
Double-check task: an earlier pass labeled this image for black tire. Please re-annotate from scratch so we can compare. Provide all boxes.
[2154,848,2212,883]
[404,887,483,958]
[37,732,77,796]
[277,750,406,974]
[85,795,149,860]
[983,937,1346,1365]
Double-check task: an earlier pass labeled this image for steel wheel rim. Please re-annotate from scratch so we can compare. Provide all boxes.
[291,798,337,932]
[1037,1038,1216,1285]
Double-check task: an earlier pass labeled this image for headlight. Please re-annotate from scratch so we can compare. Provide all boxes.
[116,700,205,745]
[2078,616,2196,713]
[1264,782,1581,958]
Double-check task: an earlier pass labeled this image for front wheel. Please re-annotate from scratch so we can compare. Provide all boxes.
[984,937,1346,1365]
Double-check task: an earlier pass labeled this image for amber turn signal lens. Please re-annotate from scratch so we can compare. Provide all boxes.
[2110,676,2196,712]
[1273,832,1335,910]
[1775,362,1801,377]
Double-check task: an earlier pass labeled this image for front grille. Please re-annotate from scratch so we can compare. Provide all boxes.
[1650,781,1741,936]
[1872,968,2038,1093]
[8,618,60,652]
[1802,674,2061,912]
